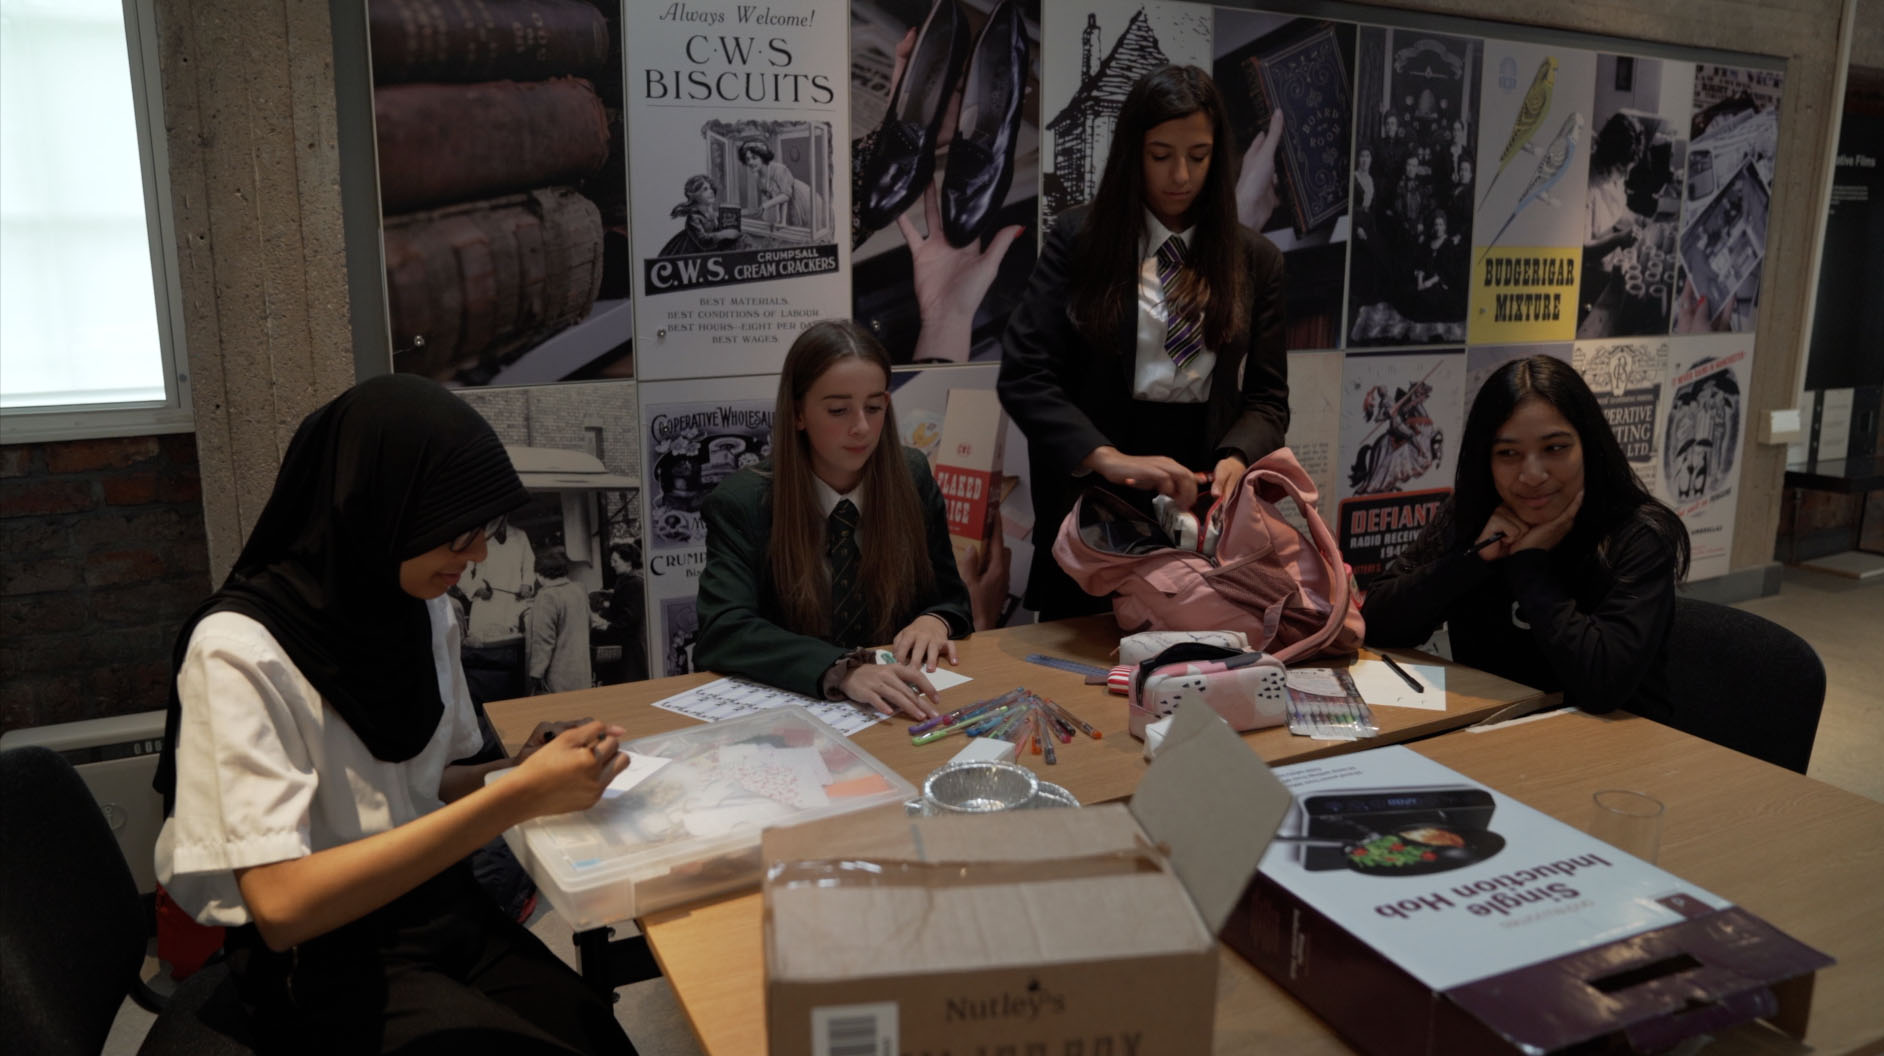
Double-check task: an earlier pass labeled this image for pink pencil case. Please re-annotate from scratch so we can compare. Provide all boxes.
[1127,643,1288,740]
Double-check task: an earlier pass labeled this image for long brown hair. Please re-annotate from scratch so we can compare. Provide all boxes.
[1069,65,1249,349]
[767,320,934,641]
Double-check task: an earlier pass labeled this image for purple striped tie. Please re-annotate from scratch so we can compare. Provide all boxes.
[1156,235,1203,368]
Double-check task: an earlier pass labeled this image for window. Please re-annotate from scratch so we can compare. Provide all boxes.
[0,0,190,442]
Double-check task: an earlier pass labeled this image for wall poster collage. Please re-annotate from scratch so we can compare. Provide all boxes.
[361,0,1784,695]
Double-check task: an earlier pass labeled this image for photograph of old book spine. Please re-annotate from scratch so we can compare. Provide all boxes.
[1344,26,1481,347]
[1214,12,1355,352]
[370,0,632,386]
[1577,56,1692,338]
[1672,64,1783,333]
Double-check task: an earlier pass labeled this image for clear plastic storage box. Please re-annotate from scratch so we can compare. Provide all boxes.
[492,706,915,930]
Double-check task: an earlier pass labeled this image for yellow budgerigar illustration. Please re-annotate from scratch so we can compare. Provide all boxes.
[1479,56,1558,211]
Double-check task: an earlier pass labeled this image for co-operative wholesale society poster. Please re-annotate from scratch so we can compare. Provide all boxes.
[1572,339,1671,494]
[628,1,850,379]
[1657,336,1752,581]
[638,375,778,676]
[1338,350,1465,586]
[888,364,1038,630]
[1469,41,1595,345]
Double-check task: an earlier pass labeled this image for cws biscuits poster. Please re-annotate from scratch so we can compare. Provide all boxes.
[1338,350,1465,585]
[1468,42,1594,344]
[630,2,849,379]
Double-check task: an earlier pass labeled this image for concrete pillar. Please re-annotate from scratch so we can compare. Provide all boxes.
[156,0,357,579]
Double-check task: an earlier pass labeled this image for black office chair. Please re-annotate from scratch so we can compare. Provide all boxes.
[0,745,255,1056]
[1656,597,1826,774]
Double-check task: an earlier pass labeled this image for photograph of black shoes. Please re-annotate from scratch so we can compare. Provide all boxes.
[940,0,1031,247]
[856,0,971,232]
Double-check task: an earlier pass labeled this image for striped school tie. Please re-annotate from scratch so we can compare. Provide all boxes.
[1155,235,1203,369]
[827,499,868,647]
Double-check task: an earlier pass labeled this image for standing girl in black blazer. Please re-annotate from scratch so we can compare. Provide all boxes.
[694,320,972,719]
[998,65,1290,619]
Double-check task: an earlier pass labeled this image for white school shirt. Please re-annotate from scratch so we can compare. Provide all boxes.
[1132,211,1217,403]
[154,597,485,926]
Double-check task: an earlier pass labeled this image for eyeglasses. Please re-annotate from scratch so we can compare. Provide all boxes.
[449,515,507,554]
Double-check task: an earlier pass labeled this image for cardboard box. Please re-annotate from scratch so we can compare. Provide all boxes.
[932,387,1007,556]
[1224,746,1834,1055]
[764,705,1293,1056]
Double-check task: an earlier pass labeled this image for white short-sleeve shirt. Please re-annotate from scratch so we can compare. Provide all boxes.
[154,597,486,926]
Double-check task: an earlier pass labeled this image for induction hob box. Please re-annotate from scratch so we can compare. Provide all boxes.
[1225,745,1833,1055]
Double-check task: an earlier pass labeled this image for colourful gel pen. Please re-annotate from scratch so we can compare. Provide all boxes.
[910,688,1022,735]
[988,707,1030,741]
[911,704,1013,745]
[964,706,1018,737]
[1036,694,1103,740]
[1038,712,1058,765]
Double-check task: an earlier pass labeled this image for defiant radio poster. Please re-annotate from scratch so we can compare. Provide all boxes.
[1338,350,1466,585]
[628,2,850,379]
[1468,41,1595,344]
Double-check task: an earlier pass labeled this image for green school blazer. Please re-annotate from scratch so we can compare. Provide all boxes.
[693,446,974,698]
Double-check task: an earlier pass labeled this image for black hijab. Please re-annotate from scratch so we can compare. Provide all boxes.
[155,375,529,811]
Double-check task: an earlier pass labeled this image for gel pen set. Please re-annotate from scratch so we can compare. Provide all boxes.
[910,687,1100,764]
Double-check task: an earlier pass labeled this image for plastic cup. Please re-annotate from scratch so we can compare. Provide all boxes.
[1589,789,1665,862]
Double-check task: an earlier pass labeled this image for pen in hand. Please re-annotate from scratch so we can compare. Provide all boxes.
[1464,531,1506,557]
[1380,654,1424,694]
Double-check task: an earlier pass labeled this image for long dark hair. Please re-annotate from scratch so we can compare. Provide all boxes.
[1444,356,1688,579]
[1069,65,1249,349]
[767,320,934,640]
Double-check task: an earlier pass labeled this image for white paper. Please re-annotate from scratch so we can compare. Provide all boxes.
[1349,659,1449,711]
[649,676,887,736]
[602,752,673,799]
[872,649,974,693]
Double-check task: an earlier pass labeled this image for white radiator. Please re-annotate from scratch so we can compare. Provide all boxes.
[1,710,168,894]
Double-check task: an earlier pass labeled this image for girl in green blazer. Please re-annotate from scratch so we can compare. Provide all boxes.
[695,320,972,718]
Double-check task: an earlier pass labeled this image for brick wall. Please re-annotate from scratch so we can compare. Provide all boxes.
[0,435,209,733]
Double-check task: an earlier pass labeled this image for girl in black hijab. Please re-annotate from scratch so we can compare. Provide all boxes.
[153,375,638,1054]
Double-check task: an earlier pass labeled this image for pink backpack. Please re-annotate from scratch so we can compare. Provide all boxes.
[1051,447,1364,663]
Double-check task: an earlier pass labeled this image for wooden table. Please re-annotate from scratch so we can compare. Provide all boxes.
[489,616,1551,810]
[637,712,1884,1056]
[487,617,1548,999]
